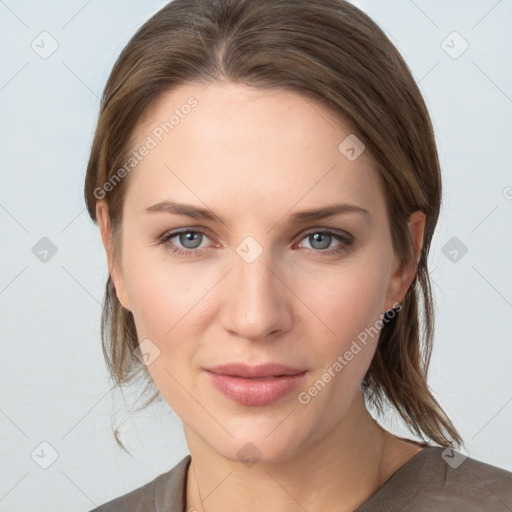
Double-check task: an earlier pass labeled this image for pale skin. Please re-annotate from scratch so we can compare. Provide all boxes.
[97,82,427,512]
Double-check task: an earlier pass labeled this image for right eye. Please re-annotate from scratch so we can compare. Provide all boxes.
[158,228,216,258]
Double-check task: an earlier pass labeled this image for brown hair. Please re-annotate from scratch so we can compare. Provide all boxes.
[84,0,463,451]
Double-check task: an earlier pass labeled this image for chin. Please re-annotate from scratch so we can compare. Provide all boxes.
[202,421,311,466]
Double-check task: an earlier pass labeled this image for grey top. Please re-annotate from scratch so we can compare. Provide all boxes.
[90,446,512,511]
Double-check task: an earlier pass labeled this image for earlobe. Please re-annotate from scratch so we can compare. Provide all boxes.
[95,201,132,311]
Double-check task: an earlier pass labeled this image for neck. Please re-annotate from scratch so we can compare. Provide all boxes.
[184,392,416,512]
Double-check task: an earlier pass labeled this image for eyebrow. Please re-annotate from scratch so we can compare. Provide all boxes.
[145,199,371,224]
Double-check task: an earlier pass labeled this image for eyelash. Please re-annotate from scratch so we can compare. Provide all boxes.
[157,228,354,258]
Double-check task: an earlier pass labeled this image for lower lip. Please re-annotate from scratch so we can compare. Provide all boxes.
[205,371,307,406]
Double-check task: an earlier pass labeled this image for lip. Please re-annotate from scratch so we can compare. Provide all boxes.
[204,363,307,406]
[205,363,305,378]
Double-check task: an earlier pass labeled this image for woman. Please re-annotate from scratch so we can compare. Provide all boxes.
[85,0,512,510]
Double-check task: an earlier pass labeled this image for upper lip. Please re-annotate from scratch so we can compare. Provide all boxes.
[205,363,306,378]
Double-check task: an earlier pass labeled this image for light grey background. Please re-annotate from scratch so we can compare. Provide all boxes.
[0,1,511,510]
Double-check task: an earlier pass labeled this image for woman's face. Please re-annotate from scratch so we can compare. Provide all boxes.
[98,82,421,463]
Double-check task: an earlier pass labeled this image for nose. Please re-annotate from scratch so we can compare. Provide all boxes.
[218,244,294,341]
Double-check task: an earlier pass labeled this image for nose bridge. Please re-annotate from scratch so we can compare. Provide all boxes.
[220,235,291,339]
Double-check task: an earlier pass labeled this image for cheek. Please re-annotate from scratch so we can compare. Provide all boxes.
[294,265,389,417]
[121,257,204,410]
[294,258,390,406]
[121,250,212,382]
[122,247,205,336]
[304,259,390,344]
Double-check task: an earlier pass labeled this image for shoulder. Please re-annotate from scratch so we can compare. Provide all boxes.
[89,454,191,512]
[359,446,512,511]
[429,447,512,509]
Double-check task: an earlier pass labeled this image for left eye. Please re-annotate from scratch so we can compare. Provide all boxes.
[299,231,346,251]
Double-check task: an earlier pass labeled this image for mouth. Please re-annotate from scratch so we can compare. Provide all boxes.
[205,362,306,378]
[204,363,307,406]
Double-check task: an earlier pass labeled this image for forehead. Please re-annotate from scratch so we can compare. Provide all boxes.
[125,82,386,221]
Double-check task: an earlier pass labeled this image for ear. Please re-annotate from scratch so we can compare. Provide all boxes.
[95,200,132,311]
[384,210,426,312]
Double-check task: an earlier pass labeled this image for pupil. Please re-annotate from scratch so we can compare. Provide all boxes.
[311,233,330,250]
[180,232,201,249]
